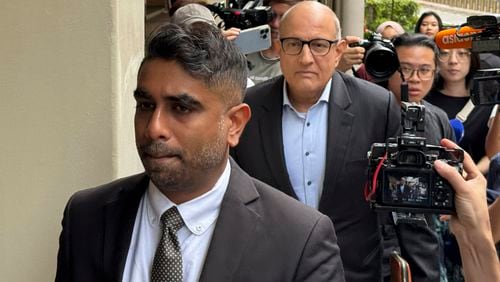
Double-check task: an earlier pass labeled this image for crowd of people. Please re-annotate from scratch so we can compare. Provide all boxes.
[55,1,500,281]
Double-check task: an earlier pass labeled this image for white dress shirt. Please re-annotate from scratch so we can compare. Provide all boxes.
[122,160,231,282]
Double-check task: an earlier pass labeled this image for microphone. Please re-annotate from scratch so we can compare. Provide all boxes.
[449,118,465,143]
[434,26,483,49]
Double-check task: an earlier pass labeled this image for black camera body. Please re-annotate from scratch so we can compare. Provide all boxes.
[367,103,464,214]
[209,2,272,29]
[350,33,399,82]
[463,15,500,105]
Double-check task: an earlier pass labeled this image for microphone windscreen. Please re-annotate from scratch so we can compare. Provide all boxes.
[449,118,465,143]
[434,26,482,49]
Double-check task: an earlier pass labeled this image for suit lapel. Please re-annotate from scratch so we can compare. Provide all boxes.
[199,159,262,281]
[102,174,149,281]
[320,73,355,211]
[259,77,297,197]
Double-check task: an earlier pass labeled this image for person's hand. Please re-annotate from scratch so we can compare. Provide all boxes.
[435,139,500,282]
[434,138,490,237]
[222,27,241,41]
[337,36,365,72]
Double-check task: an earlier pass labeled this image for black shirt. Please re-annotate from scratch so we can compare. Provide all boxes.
[426,90,493,163]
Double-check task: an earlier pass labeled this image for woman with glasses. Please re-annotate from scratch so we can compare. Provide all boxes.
[426,49,494,174]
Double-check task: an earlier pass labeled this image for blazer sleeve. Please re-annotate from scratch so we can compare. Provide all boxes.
[294,215,346,282]
[55,197,73,282]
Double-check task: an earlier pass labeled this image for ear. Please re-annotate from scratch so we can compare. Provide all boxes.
[332,39,348,67]
[226,103,251,147]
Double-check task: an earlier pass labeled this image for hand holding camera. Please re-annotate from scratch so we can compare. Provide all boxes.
[366,103,464,214]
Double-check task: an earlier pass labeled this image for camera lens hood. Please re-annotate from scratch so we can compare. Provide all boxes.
[365,44,400,82]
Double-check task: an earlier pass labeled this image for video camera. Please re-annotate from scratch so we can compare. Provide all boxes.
[435,15,500,105]
[366,101,464,214]
[208,0,273,29]
[350,33,399,82]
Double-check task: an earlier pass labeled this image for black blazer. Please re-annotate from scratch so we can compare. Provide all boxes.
[55,159,345,282]
[232,72,401,281]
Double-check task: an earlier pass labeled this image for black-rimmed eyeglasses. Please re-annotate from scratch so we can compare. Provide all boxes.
[280,38,339,56]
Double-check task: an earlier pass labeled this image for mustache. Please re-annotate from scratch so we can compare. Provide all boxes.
[138,141,182,157]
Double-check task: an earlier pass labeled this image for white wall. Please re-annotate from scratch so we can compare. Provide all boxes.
[0,0,143,280]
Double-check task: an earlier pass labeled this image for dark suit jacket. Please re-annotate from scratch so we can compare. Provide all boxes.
[56,159,345,282]
[231,73,402,281]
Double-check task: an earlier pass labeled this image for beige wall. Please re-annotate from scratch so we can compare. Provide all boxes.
[0,0,144,280]
[336,0,365,38]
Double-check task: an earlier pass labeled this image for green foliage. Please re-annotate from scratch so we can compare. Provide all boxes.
[365,0,419,38]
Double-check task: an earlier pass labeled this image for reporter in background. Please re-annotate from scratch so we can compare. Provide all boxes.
[426,48,494,174]
[383,33,455,282]
[414,11,443,39]
[246,0,303,84]
[355,20,405,81]
[337,35,365,73]
[435,138,500,282]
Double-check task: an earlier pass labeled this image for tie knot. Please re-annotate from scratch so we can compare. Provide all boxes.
[160,206,184,232]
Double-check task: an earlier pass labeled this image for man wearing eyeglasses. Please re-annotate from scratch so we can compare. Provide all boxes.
[387,33,455,145]
[383,33,455,282]
[231,2,401,281]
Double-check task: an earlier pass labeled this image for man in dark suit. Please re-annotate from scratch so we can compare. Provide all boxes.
[55,22,345,282]
[231,2,401,281]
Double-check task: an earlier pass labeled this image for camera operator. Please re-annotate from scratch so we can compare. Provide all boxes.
[246,0,302,84]
[435,138,500,282]
[379,33,456,281]
[337,35,365,73]
[386,34,455,145]
[354,21,406,81]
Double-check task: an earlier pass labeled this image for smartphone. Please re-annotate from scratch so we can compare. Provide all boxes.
[233,24,272,55]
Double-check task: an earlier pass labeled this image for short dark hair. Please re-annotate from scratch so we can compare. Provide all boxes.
[141,22,247,108]
[414,11,443,33]
[393,33,439,67]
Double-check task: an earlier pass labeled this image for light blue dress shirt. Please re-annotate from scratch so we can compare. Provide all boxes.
[282,79,331,209]
[122,160,230,282]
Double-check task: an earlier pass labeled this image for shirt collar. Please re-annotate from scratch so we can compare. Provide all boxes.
[282,78,332,111]
[145,159,231,236]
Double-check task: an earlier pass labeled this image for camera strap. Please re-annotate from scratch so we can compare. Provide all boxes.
[455,99,475,123]
[449,99,474,143]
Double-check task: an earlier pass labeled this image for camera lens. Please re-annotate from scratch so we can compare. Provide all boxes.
[365,44,399,82]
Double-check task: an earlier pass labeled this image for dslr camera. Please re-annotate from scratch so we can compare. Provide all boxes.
[209,0,273,29]
[366,102,464,214]
[350,33,399,82]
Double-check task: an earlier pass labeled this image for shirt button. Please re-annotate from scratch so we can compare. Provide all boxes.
[196,225,203,232]
[306,122,310,127]
[307,181,312,186]
[305,152,310,156]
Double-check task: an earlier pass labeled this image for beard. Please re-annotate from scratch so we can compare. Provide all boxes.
[137,119,228,192]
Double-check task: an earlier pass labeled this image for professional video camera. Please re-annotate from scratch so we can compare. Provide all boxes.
[435,15,500,105]
[366,101,464,215]
[350,33,399,82]
[208,0,273,29]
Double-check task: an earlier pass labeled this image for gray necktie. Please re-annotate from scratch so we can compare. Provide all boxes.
[151,206,184,282]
